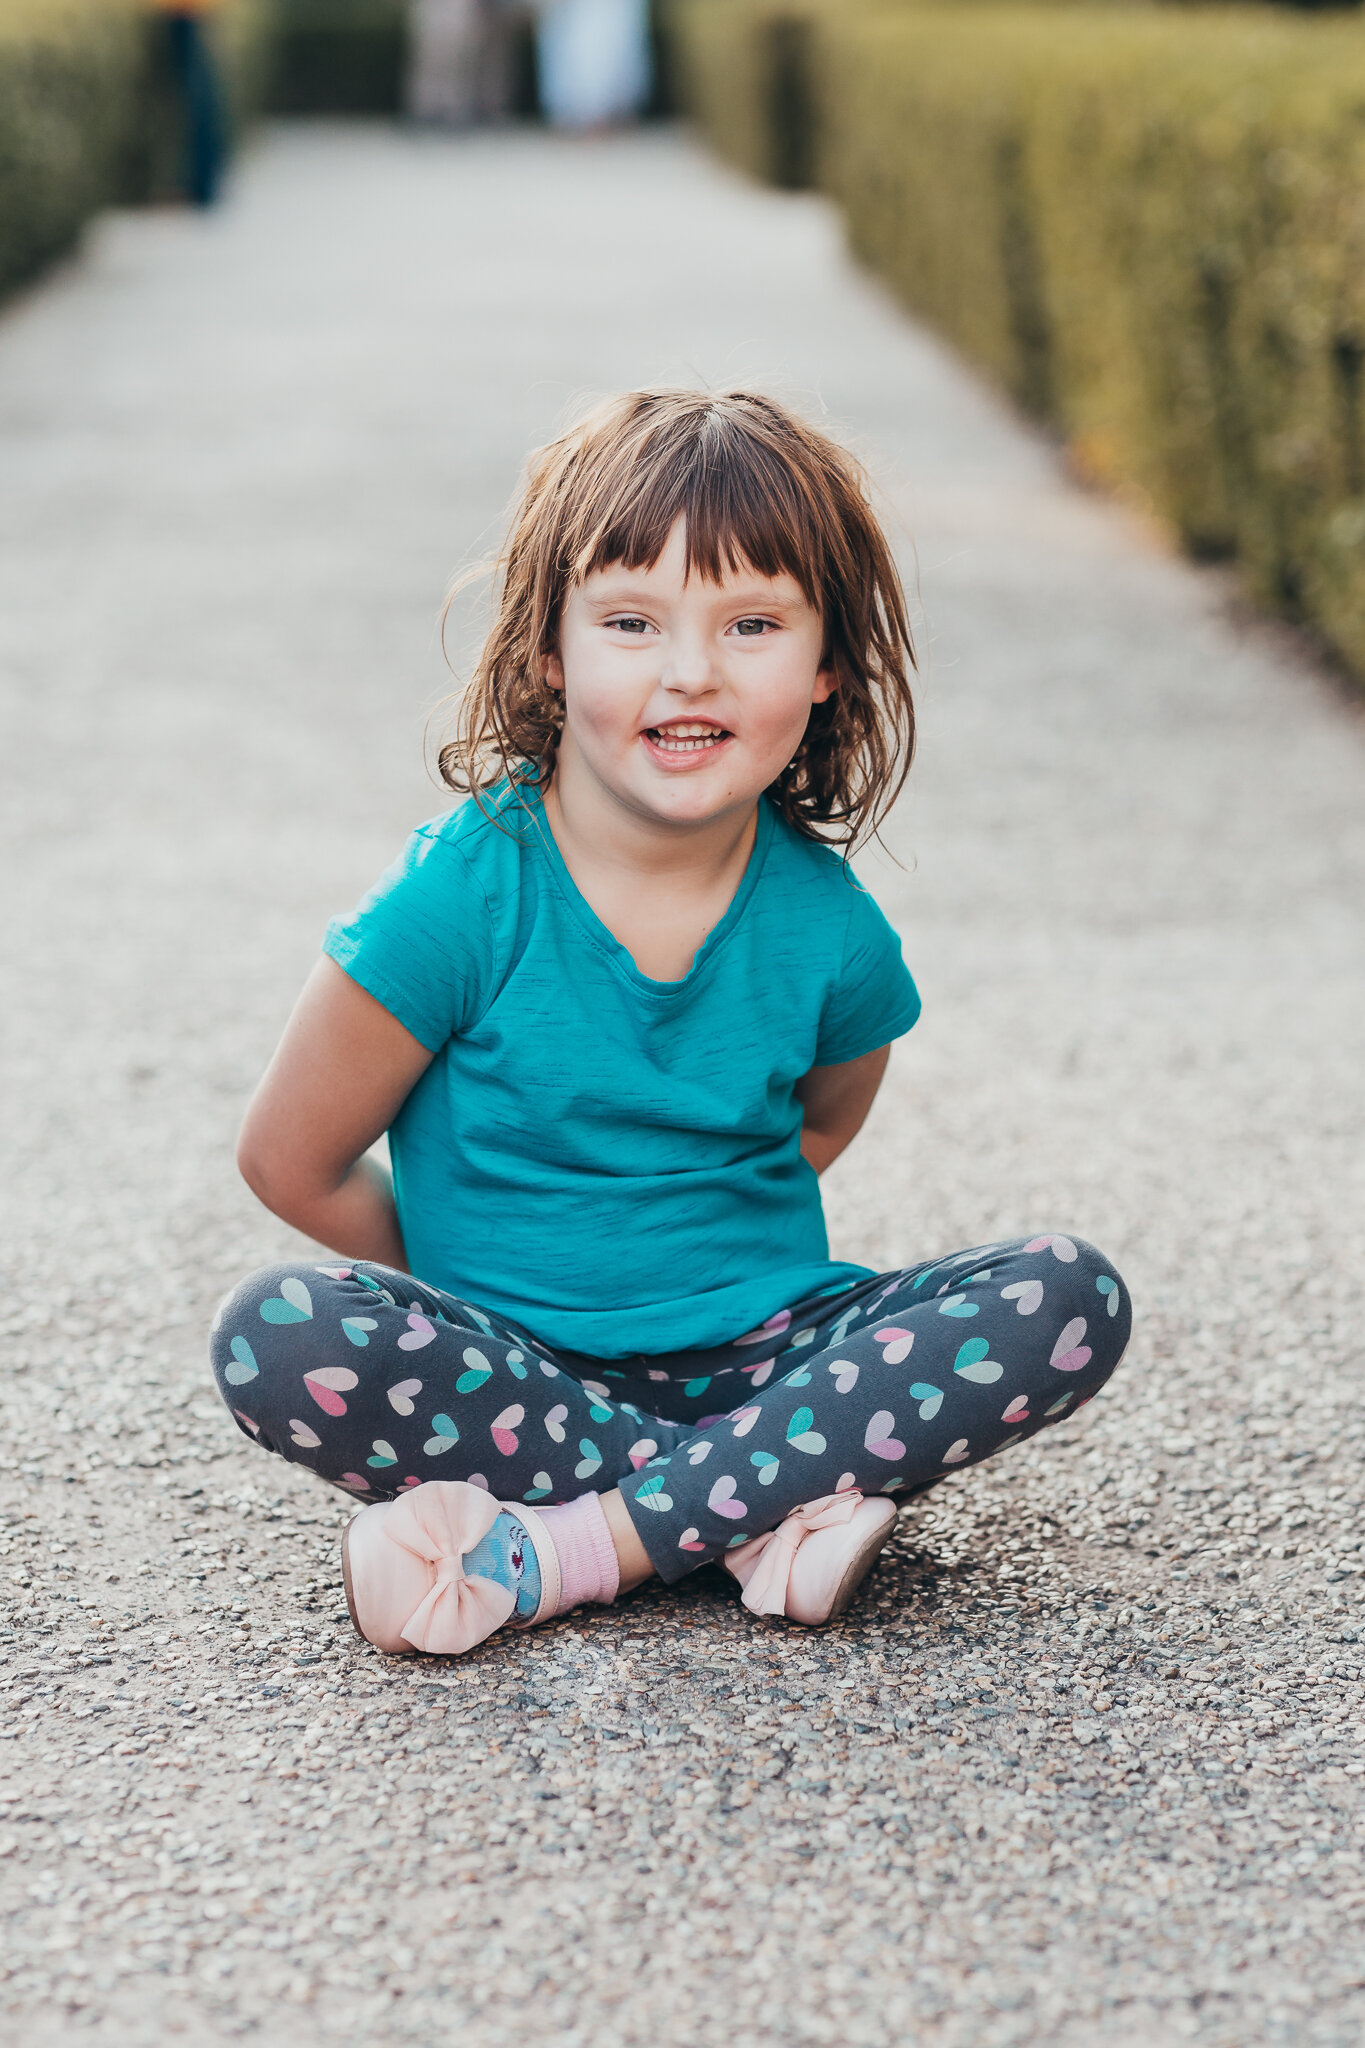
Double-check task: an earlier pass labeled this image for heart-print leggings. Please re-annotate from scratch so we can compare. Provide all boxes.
[210,1233,1131,1585]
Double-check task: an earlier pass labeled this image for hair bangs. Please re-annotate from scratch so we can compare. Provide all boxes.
[576,409,828,611]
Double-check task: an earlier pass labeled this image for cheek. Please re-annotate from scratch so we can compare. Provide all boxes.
[565,684,636,751]
[747,671,822,757]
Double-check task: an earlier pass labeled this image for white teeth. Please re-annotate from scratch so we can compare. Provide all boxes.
[648,722,728,753]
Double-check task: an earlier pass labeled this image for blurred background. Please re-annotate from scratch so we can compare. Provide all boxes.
[3,8,1365,2043]
[4,0,1365,673]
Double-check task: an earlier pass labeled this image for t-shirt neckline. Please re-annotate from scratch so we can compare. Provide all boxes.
[523,784,776,998]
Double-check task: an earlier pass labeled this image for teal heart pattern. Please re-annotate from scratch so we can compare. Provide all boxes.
[217,1236,1123,1573]
[225,1336,258,1385]
[259,1277,312,1325]
[786,1407,827,1455]
[953,1338,1004,1385]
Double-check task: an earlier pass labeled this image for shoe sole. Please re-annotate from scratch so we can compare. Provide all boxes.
[819,1505,898,1624]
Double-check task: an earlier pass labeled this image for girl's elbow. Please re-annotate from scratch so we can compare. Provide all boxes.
[235,1125,293,1212]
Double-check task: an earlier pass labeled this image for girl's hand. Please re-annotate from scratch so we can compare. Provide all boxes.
[236,958,434,1268]
[796,1044,891,1176]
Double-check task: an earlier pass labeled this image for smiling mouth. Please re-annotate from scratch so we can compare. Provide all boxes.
[645,721,732,754]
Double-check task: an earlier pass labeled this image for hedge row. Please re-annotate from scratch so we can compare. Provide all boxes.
[271,0,407,115]
[0,0,141,297]
[0,0,274,303]
[670,0,1365,678]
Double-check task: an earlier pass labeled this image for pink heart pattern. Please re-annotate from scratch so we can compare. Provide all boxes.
[544,1404,568,1442]
[490,1404,524,1456]
[219,1236,1122,1572]
[734,1310,791,1346]
[708,1475,748,1520]
[1050,1317,1092,1371]
[1025,1235,1078,1263]
[864,1410,907,1460]
[397,1314,437,1352]
[304,1367,358,1417]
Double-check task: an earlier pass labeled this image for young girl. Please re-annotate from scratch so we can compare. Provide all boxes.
[211,390,1131,1658]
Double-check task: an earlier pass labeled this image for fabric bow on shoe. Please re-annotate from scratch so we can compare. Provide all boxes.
[724,1488,864,1616]
[382,1483,517,1654]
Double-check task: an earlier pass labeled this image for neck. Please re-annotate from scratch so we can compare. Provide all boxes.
[540,744,760,890]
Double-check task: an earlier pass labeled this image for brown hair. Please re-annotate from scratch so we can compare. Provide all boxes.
[436,389,916,850]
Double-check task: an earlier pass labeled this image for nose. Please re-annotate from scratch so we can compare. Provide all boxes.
[660,621,719,699]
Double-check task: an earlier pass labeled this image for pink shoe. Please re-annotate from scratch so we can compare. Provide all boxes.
[723,1489,898,1624]
[341,1481,560,1656]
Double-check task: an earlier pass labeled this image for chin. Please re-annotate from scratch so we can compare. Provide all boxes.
[640,778,751,826]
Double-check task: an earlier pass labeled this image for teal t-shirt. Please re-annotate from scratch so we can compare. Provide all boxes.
[323,787,920,1359]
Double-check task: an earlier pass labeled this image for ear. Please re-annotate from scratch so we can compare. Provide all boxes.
[811,661,839,706]
[543,648,565,694]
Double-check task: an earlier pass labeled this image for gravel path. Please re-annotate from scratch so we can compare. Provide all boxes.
[1,124,1364,2048]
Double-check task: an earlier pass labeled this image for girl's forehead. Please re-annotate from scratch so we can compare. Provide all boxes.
[577,551,812,601]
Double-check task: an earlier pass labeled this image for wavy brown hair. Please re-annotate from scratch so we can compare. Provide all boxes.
[436,389,916,850]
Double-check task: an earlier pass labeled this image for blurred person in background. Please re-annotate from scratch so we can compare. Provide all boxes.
[153,0,228,206]
[408,0,527,124]
[536,0,652,130]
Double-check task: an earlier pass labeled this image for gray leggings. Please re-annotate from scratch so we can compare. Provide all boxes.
[211,1233,1131,1582]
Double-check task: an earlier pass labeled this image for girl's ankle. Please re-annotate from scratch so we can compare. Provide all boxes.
[599,1486,654,1593]
[534,1492,622,1612]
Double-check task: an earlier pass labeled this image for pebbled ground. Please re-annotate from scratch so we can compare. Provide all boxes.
[0,124,1363,2048]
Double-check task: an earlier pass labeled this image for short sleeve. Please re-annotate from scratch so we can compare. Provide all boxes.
[813,878,921,1067]
[322,824,498,1052]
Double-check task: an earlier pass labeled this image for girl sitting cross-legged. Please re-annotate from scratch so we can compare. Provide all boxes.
[211,389,1132,1656]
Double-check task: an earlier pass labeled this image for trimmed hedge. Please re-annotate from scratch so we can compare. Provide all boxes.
[0,0,143,297]
[670,0,1365,678]
[271,0,407,115]
[0,0,275,302]
[669,0,835,187]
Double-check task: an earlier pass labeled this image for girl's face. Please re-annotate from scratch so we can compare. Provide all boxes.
[546,518,836,832]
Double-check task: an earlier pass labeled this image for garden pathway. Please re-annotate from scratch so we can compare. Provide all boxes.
[1,123,1363,2048]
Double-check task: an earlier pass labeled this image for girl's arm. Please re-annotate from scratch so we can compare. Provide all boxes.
[236,957,435,1270]
[796,1044,891,1176]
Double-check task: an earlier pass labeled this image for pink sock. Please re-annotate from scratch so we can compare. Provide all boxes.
[538,1493,620,1614]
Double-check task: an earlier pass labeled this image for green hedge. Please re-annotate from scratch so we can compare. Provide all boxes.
[0,0,143,297]
[0,0,275,303]
[271,0,406,115]
[670,0,855,188]
[670,0,1365,678]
